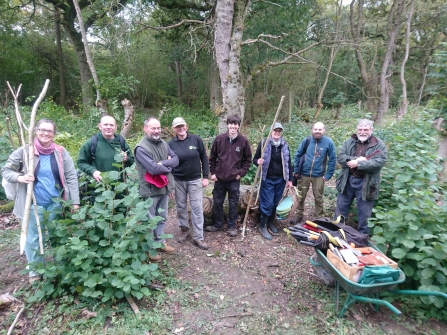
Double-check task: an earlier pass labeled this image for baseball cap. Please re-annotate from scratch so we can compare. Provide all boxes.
[172,117,186,127]
[272,122,284,131]
[144,172,169,188]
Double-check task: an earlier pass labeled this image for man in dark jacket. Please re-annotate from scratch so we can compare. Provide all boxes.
[293,122,336,221]
[206,115,252,237]
[135,117,179,262]
[334,119,388,235]
[77,115,134,182]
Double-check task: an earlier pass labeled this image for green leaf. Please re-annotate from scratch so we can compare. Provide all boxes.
[421,268,435,279]
[140,287,151,296]
[133,291,143,300]
[103,248,114,257]
[391,248,407,259]
[70,237,80,244]
[112,214,124,222]
[131,261,142,270]
[402,240,416,249]
[115,183,127,192]
[84,278,97,288]
[99,240,109,247]
[421,258,438,266]
[435,272,447,285]
[148,263,158,271]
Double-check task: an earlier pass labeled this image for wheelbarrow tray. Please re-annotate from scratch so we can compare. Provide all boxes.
[314,247,405,296]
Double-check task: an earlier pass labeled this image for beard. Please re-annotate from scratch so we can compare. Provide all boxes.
[313,133,322,139]
[357,134,369,142]
[149,134,160,140]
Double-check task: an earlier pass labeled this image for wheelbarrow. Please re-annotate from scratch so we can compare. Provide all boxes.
[310,244,447,318]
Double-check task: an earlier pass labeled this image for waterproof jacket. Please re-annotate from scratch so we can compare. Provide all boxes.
[336,135,388,201]
[1,144,80,220]
[253,137,293,181]
[209,132,252,182]
[77,132,134,176]
[293,136,336,180]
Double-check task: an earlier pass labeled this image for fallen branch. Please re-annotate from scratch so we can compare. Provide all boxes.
[7,305,25,335]
[126,296,140,319]
[219,312,254,319]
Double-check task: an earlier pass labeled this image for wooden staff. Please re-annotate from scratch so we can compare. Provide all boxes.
[241,95,285,237]
[7,80,50,255]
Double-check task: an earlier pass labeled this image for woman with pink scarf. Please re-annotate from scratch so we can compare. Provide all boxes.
[1,119,79,283]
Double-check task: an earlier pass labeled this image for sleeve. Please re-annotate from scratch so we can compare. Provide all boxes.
[252,141,262,166]
[1,147,25,183]
[293,140,305,174]
[357,141,388,173]
[209,138,218,175]
[63,149,80,205]
[197,137,209,178]
[239,138,252,177]
[324,140,337,180]
[123,140,134,167]
[160,146,179,168]
[135,147,172,175]
[76,139,96,176]
[336,139,352,168]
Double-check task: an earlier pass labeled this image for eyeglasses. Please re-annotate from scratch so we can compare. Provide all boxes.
[37,129,54,134]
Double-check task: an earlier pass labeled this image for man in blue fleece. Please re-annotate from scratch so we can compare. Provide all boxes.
[293,122,336,221]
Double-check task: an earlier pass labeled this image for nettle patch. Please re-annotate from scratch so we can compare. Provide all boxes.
[29,167,171,303]
[370,117,447,311]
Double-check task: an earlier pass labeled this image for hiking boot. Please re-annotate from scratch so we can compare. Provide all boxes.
[157,243,176,254]
[148,253,162,263]
[193,239,209,250]
[178,226,190,243]
[267,216,279,236]
[29,276,42,284]
[205,225,223,232]
[259,215,272,240]
[228,228,238,237]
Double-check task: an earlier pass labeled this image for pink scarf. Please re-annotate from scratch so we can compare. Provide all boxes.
[34,137,55,155]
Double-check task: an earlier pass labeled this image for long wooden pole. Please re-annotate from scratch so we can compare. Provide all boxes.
[241,95,285,237]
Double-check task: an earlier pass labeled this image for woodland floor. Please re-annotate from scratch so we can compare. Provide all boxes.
[1,184,447,334]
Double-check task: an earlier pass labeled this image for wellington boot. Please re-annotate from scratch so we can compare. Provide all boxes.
[259,215,272,240]
[267,216,279,236]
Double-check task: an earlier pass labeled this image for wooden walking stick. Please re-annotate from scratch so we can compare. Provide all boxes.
[241,95,285,237]
[7,80,50,255]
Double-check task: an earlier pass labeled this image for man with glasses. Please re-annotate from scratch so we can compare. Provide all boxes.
[334,119,387,235]
[293,122,336,222]
[135,117,179,262]
[77,115,134,182]
[206,115,252,237]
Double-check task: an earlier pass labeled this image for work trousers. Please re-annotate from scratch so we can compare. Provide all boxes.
[147,194,169,243]
[174,179,204,241]
[259,178,286,217]
[334,175,374,235]
[25,202,60,278]
[297,176,324,217]
[212,179,240,229]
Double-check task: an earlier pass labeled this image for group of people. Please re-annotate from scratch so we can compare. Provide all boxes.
[1,114,387,284]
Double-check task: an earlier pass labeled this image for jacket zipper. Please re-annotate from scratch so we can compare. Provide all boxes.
[309,139,318,177]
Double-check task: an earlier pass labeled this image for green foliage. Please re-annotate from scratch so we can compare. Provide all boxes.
[427,43,447,118]
[29,168,171,303]
[370,115,447,312]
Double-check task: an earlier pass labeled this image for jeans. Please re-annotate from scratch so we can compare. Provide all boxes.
[297,176,324,217]
[334,175,374,235]
[148,194,169,243]
[212,179,240,229]
[174,179,204,240]
[259,178,286,217]
[25,202,60,278]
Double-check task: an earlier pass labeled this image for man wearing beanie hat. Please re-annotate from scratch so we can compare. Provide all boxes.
[135,117,179,262]
[207,114,252,237]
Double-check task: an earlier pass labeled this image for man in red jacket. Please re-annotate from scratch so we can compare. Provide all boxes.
[206,115,252,237]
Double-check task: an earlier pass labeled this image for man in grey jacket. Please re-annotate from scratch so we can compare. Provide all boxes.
[135,117,179,262]
[334,119,387,235]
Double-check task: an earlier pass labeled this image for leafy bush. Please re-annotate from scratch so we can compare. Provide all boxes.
[30,168,171,303]
[370,115,447,311]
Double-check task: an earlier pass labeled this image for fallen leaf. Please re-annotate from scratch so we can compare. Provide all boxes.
[81,309,97,319]
[353,313,363,321]
[174,327,184,333]
[220,295,224,300]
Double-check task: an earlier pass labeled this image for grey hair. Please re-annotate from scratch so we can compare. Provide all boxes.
[144,116,159,126]
[357,119,374,129]
[35,118,57,134]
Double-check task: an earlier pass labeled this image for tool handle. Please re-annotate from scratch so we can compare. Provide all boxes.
[305,220,332,232]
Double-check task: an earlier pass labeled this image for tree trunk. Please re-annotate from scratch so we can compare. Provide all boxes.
[350,0,379,113]
[397,0,414,119]
[214,0,250,132]
[175,60,183,100]
[54,7,66,108]
[433,117,447,182]
[120,98,134,139]
[376,0,406,125]
[288,89,293,123]
[209,50,222,112]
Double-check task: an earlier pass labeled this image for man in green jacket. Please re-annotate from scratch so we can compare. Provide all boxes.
[334,119,387,235]
[77,115,134,182]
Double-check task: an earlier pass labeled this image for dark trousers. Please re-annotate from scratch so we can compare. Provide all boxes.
[212,179,240,229]
[334,175,374,235]
[259,178,286,217]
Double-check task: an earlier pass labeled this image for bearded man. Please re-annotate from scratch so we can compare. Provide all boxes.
[334,119,388,235]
